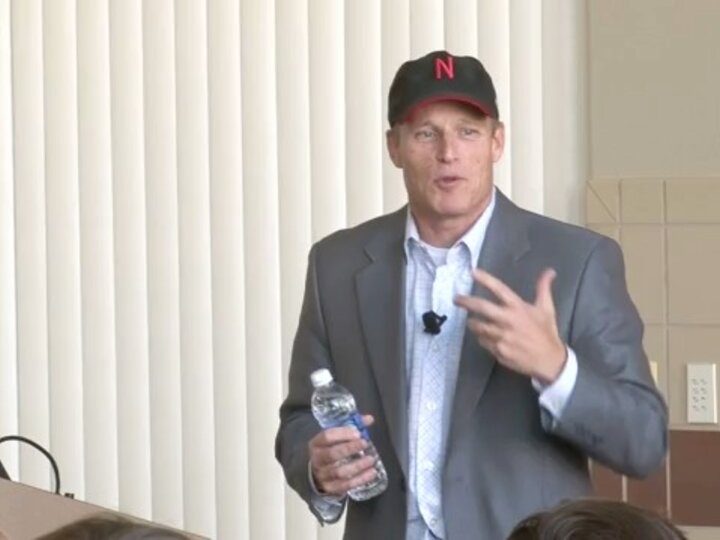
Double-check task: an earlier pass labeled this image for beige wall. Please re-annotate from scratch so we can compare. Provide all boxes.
[589,0,720,180]
[588,0,720,430]
[587,178,720,426]
[588,2,720,538]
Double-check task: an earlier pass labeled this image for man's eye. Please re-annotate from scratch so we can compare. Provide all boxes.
[460,127,479,137]
[415,130,436,140]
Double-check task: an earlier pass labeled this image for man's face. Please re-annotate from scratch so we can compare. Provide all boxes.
[387,101,504,230]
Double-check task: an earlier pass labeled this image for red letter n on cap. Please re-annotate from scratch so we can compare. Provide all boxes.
[435,55,454,80]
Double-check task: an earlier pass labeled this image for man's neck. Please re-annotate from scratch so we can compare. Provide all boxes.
[412,206,489,248]
[415,221,469,248]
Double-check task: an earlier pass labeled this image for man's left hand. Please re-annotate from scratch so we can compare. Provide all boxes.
[454,268,567,384]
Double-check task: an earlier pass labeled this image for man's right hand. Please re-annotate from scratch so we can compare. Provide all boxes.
[309,414,378,497]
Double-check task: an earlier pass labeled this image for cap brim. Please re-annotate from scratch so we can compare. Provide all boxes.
[402,94,495,124]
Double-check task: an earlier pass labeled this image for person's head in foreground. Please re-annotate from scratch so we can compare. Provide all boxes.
[36,515,190,540]
[507,498,687,540]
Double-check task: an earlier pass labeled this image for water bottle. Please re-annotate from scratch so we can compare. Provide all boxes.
[310,368,388,500]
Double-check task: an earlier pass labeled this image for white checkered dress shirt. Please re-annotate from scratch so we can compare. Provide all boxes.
[403,193,495,540]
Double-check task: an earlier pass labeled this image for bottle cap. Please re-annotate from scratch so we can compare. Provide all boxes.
[310,368,333,388]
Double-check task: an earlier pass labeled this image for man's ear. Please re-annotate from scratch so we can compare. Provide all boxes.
[491,121,505,163]
[386,127,403,168]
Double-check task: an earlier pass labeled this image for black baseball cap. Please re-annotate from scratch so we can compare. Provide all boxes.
[388,50,499,126]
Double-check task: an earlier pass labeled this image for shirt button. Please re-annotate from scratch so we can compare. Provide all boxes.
[424,460,434,471]
[430,517,438,526]
[426,401,437,411]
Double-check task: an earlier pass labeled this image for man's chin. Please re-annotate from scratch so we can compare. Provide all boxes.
[429,207,474,221]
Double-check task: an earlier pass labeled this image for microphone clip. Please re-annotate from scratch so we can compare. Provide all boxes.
[422,310,447,335]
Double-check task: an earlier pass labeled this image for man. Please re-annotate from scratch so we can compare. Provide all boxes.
[276,50,668,540]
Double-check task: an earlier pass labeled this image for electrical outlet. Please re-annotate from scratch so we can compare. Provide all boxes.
[687,363,717,424]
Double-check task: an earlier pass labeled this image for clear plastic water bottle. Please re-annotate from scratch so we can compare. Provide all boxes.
[310,368,388,500]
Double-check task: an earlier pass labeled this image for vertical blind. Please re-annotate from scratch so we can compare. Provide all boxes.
[0,1,588,538]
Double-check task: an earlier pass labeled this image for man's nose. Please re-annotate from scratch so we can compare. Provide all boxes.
[436,134,458,162]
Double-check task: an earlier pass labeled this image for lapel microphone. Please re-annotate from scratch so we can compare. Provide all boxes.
[422,310,447,335]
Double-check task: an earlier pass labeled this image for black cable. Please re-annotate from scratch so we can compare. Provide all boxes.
[0,435,61,495]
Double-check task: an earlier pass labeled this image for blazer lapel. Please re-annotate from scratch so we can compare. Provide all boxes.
[450,191,531,429]
[355,209,409,477]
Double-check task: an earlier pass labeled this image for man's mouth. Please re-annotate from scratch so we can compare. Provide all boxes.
[436,175,462,185]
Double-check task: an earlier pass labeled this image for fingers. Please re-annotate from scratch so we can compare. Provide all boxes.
[311,435,368,467]
[534,268,557,313]
[467,319,520,359]
[308,415,374,452]
[471,269,521,306]
[466,320,499,357]
[467,319,503,343]
[309,424,364,460]
[315,455,379,496]
[454,269,522,323]
[456,268,559,323]
[310,425,362,449]
[309,414,379,496]
[454,295,508,324]
[458,268,564,381]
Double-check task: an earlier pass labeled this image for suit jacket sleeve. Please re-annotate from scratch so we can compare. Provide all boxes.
[275,244,346,522]
[546,236,668,477]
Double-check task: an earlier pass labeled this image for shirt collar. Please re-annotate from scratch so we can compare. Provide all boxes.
[403,187,497,266]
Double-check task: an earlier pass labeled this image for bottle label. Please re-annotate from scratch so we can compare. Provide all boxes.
[323,412,369,441]
[350,412,370,441]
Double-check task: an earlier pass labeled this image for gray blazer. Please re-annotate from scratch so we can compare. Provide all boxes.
[276,190,668,540]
